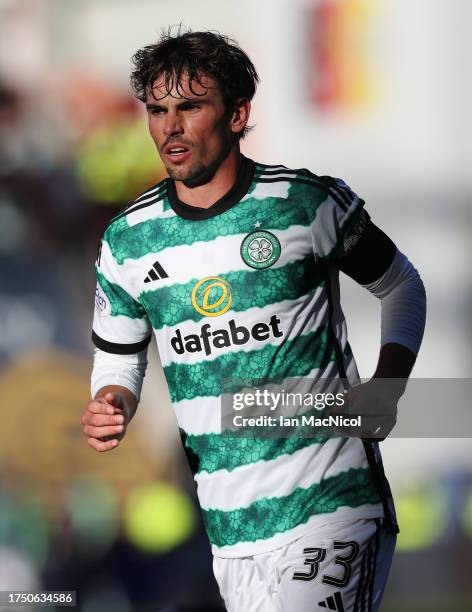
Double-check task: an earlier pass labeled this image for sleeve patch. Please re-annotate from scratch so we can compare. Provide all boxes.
[95,283,111,317]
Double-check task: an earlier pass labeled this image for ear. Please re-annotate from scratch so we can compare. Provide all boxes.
[230,98,251,137]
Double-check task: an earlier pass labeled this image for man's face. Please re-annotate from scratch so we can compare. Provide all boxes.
[146,73,236,185]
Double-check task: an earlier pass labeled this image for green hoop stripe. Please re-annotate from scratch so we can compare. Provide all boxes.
[96,270,146,319]
[164,325,333,403]
[204,467,380,547]
[103,182,328,264]
[140,257,324,330]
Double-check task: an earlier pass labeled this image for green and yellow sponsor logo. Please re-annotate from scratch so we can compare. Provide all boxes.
[191,276,233,317]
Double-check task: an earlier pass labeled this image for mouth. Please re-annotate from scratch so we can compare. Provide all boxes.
[163,144,191,164]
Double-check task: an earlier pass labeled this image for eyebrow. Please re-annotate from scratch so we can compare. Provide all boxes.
[146,97,209,111]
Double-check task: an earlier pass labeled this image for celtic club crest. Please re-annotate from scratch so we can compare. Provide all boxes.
[240,230,281,269]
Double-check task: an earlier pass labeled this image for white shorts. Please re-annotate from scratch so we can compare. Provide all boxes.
[213,518,396,612]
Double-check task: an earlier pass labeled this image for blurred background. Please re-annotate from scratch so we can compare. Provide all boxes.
[0,0,471,610]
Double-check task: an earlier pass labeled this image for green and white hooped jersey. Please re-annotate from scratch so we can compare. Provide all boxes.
[92,156,396,557]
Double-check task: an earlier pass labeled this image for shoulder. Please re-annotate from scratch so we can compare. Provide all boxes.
[253,161,360,212]
[102,178,168,245]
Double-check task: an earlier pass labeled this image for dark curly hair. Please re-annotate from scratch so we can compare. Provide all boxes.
[130,28,259,138]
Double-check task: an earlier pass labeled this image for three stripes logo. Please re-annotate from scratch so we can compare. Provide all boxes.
[144,260,168,284]
[318,591,344,611]
[96,240,102,267]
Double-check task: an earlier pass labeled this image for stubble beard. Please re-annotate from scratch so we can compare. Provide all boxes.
[166,161,207,186]
[164,135,235,188]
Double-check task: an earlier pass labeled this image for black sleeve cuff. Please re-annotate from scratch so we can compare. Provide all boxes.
[92,330,152,354]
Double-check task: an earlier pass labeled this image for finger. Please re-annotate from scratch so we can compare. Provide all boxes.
[84,413,125,428]
[83,424,124,438]
[87,400,116,415]
[86,436,119,452]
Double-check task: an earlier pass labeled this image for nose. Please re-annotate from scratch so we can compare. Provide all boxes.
[163,110,183,137]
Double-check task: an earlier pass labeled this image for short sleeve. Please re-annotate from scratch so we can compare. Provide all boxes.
[92,234,152,354]
[309,176,370,261]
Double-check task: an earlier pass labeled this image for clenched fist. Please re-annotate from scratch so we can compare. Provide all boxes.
[81,390,131,452]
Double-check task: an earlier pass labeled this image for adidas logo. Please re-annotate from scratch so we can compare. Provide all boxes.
[318,591,344,611]
[96,240,102,267]
[144,260,168,284]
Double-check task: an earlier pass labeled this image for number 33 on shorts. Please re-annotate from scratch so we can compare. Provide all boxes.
[278,518,396,612]
[212,518,396,612]
[293,540,359,585]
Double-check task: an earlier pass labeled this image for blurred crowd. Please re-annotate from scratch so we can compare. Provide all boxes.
[0,5,223,607]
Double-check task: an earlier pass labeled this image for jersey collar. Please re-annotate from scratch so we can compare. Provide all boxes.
[166,155,255,220]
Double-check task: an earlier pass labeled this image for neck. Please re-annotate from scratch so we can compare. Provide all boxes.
[174,146,242,209]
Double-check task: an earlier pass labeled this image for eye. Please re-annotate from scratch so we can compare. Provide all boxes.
[181,102,200,111]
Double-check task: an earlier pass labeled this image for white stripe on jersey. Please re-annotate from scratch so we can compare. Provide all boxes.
[241,180,290,201]
[114,223,311,290]
[173,360,345,435]
[134,183,166,202]
[112,188,166,222]
[257,173,316,182]
[98,241,143,299]
[196,437,369,511]
[126,201,176,227]
[93,312,151,345]
[158,290,330,367]
[211,504,384,558]
[257,164,290,171]
[309,196,362,259]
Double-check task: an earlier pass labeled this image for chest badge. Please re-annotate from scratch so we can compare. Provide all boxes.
[240,230,281,269]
